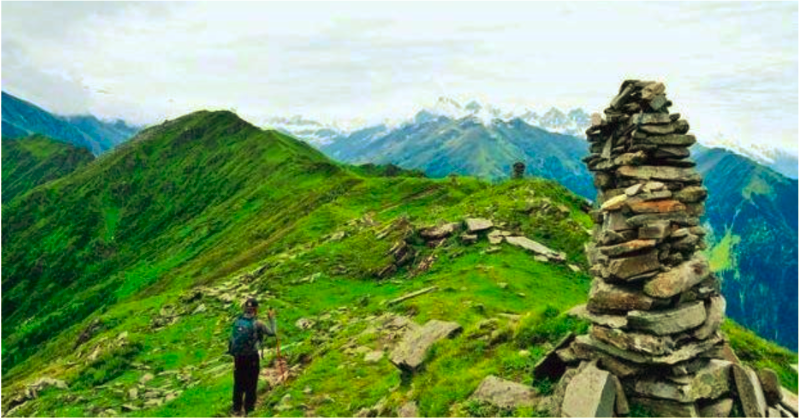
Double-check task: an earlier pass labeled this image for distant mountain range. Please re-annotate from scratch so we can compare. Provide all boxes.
[1,92,140,155]
[275,112,798,350]
[265,97,797,179]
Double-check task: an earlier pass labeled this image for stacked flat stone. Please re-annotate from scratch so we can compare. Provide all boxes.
[554,80,795,417]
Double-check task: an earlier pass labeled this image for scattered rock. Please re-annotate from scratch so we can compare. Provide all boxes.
[364,351,384,363]
[460,233,478,245]
[561,362,616,417]
[470,375,537,409]
[487,230,504,245]
[420,222,459,240]
[191,304,207,314]
[465,218,493,233]
[140,373,155,384]
[295,318,315,330]
[390,320,462,372]
[397,401,419,417]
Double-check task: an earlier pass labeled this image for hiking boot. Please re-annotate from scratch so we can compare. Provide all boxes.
[229,407,243,417]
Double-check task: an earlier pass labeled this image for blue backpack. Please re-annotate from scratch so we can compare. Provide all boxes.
[228,316,258,356]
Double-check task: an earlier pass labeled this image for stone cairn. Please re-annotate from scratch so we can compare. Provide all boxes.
[512,161,526,179]
[535,80,799,418]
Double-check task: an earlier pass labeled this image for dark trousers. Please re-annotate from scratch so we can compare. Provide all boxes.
[233,354,260,413]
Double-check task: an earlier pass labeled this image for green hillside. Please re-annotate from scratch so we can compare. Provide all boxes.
[2,135,95,203]
[2,111,795,417]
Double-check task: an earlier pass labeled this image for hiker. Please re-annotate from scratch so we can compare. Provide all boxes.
[228,297,277,417]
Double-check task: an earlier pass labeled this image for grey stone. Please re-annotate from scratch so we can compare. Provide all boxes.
[600,194,628,211]
[757,368,782,405]
[603,210,634,232]
[638,220,671,241]
[568,304,628,329]
[587,279,659,313]
[632,378,692,402]
[675,186,709,203]
[504,236,558,258]
[644,254,711,298]
[698,398,733,417]
[627,211,698,228]
[630,396,698,417]
[733,365,767,417]
[625,183,644,196]
[632,112,672,125]
[781,388,798,415]
[690,359,733,400]
[465,218,493,233]
[617,165,701,183]
[487,230,504,245]
[460,233,478,244]
[562,362,616,417]
[364,350,384,363]
[653,146,691,159]
[572,334,722,366]
[397,401,419,417]
[639,119,689,135]
[628,301,706,335]
[420,222,460,239]
[644,134,698,146]
[140,373,155,384]
[693,296,726,340]
[470,375,538,409]
[390,320,462,372]
[777,403,795,418]
[610,375,629,416]
[771,407,782,417]
[604,250,661,280]
[591,326,675,356]
[599,239,656,257]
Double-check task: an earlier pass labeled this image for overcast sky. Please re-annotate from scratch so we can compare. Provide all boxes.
[2,2,797,154]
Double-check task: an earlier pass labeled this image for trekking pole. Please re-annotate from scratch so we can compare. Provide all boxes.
[272,311,287,378]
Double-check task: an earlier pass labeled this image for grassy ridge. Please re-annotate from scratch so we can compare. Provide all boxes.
[2,111,795,417]
[2,135,95,202]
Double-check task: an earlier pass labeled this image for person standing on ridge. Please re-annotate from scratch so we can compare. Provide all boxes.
[228,297,277,417]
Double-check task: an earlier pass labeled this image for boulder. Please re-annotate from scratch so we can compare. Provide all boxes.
[397,401,419,417]
[470,375,537,409]
[693,296,726,340]
[690,359,733,400]
[390,320,462,372]
[627,301,706,335]
[643,255,711,298]
[698,398,733,417]
[598,239,656,257]
[465,218,493,233]
[757,368,782,405]
[604,251,661,281]
[587,280,660,313]
[733,364,767,417]
[561,362,616,417]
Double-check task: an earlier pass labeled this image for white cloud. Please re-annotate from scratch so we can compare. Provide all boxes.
[2,1,796,154]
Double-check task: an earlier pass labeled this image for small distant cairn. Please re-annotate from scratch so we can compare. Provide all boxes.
[512,161,526,179]
[534,80,798,418]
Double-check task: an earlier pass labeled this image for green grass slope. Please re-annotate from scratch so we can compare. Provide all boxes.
[2,111,795,417]
[2,135,95,203]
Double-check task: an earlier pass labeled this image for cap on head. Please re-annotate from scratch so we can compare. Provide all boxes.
[244,297,259,310]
